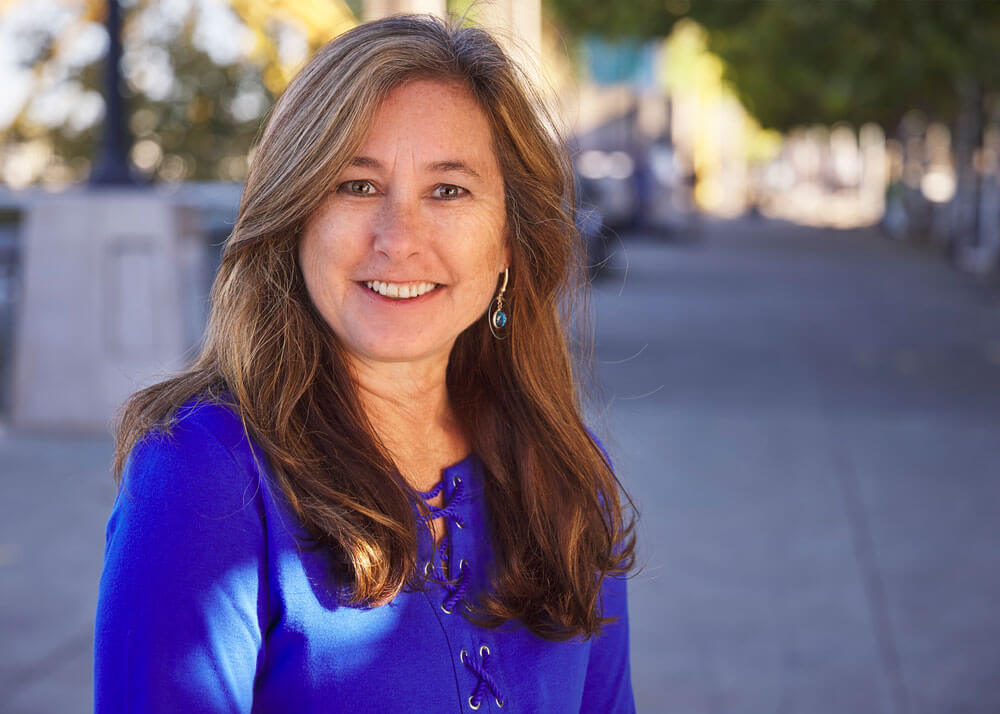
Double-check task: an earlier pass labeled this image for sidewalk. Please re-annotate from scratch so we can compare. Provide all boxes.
[0,428,114,713]
[594,219,1000,713]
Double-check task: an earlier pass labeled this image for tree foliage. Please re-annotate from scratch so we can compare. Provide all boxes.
[0,0,356,184]
[547,0,1000,132]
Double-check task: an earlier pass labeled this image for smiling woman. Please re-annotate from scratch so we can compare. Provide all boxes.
[95,13,636,714]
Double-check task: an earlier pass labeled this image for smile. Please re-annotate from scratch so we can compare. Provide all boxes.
[364,280,440,299]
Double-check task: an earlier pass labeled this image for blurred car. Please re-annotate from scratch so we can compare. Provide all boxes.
[575,149,639,233]
[574,143,699,239]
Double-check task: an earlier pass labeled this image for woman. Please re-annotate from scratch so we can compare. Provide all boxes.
[95,13,636,713]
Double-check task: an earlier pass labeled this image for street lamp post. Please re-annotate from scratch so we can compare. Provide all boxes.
[89,0,137,186]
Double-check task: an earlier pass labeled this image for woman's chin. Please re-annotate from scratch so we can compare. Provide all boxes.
[343,334,456,367]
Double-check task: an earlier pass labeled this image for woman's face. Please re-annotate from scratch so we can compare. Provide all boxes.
[299,79,509,369]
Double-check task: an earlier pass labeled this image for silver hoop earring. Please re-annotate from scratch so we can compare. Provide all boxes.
[489,268,509,339]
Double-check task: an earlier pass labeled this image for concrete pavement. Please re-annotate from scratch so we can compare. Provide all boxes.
[594,218,1000,713]
[2,216,999,713]
[1,432,115,713]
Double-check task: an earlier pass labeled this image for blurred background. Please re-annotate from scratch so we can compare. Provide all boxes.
[2,1,1000,712]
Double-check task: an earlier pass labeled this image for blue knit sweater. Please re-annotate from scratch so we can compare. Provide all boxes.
[94,399,634,713]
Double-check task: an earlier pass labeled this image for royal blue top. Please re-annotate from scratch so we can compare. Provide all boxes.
[94,398,634,713]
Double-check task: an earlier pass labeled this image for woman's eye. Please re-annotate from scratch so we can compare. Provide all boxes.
[339,180,375,195]
[434,184,466,199]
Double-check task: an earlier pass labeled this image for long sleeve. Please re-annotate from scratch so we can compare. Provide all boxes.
[579,573,635,713]
[94,412,269,713]
[580,430,636,713]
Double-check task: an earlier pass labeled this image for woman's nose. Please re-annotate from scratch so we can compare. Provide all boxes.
[372,195,423,260]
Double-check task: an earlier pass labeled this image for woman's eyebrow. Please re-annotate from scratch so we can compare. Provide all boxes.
[348,156,483,180]
[426,160,482,180]
[348,156,383,169]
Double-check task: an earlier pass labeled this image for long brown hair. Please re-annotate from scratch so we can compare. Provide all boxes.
[114,13,635,641]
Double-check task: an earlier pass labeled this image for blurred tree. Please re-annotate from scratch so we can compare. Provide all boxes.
[548,0,1000,129]
[691,0,1000,249]
[548,0,1000,248]
[545,0,683,40]
[0,0,356,185]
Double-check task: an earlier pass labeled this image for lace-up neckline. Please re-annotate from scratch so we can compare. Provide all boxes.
[418,474,470,614]
[415,455,506,709]
[416,453,473,545]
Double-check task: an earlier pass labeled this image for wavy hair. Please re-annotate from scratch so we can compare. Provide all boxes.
[114,13,635,640]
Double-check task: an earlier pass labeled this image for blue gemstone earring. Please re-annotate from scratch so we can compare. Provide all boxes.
[489,268,509,339]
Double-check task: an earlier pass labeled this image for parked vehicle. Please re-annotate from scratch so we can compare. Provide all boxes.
[575,149,638,233]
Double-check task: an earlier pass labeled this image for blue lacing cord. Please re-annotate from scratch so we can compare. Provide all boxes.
[420,478,503,707]
[425,497,465,522]
[437,548,471,613]
[419,478,471,612]
[461,646,504,709]
[416,480,445,500]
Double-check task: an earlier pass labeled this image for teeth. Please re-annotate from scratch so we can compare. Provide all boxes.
[365,280,438,299]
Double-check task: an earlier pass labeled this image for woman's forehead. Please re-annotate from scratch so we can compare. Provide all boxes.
[352,79,501,177]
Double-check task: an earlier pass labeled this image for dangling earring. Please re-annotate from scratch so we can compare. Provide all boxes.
[489,268,509,339]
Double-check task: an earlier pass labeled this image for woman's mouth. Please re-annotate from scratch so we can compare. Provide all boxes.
[364,280,441,300]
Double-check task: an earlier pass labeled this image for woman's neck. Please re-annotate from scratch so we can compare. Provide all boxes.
[348,354,469,490]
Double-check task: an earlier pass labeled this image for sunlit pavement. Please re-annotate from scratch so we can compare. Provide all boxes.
[2,216,1000,713]
[595,217,1000,714]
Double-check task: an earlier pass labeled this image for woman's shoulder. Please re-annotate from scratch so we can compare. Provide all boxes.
[170,394,253,455]
[98,395,271,707]
[118,394,265,517]
[131,392,250,459]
